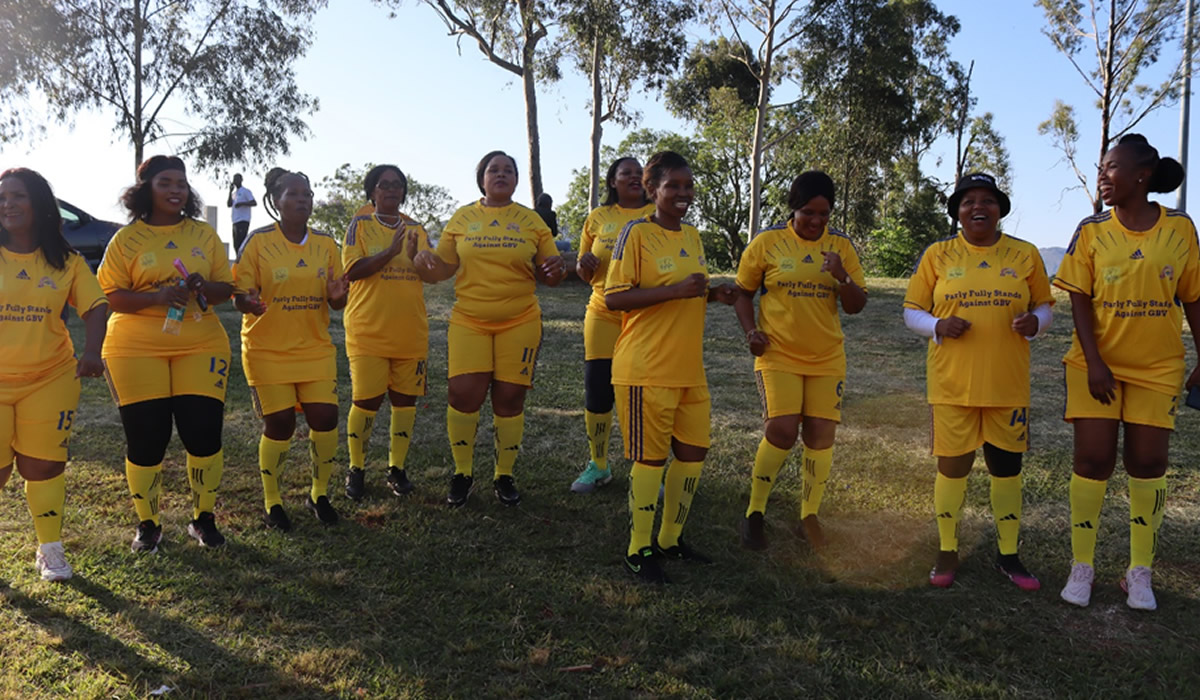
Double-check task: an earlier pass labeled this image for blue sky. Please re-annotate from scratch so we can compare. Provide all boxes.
[0,0,1192,251]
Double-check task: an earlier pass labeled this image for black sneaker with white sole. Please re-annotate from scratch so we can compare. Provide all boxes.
[625,546,669,584]
[307,495,339,525]
[447,474,473,507]
[187,512,226,548]
[265,504,292,532]
[387,467,414,496]
[345,468,366,502]
[494,475,521,506]
[131,519,162,554]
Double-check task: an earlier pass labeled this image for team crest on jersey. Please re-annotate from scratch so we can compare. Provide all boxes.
[1161,265,1175,280]
[37,276,57,290]
[273,267,289,283]
[657,256,676,273]
[317,267,326,279]
[140,252,157,267]
[468,222,483,233]
[297,258,307,268]
[948,266,965,279]
[489,219,500,227]
[16,269,30,280]
[603,223,617,234]
[1130,249,1144,260]
[802,254,814,264]
[165,241,178,249]
[977,260,991,269]
[779,257,796,272]
[698,255,705,267]
[190,246,206,260]
[1103,266,1121,284]
[369,245,383,256]
[1000,267,1017,278]
[506,222,520,232]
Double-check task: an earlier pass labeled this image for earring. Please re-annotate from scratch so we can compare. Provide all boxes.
[1138,178,1144,183]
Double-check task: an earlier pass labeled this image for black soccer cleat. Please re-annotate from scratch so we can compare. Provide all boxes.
[265,504,292,532]
[387,467,415,496]
[625,546,669,584]
[345,468,366,502]
[447,474,474,507]
[493,475,521,506]
[654,538,713,564]
[307,495,339,526]
[187,512,226,548]
[740,512,768,551]
[131,519,162,554]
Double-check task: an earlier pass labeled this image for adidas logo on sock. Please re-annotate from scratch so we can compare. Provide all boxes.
[453,440,468,446]
[998,513,1019,521]
[36,510,58,518]
[936,511,953,519]
[394,431,408,438]
[637,504,656,512]
[1130,516,1148,526]
[755,475,772,483]
[1073,520,1095,529]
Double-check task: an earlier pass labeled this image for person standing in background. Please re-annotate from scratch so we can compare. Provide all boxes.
[228,174,256,253]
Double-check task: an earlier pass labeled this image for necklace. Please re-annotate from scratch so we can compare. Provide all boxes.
[375,212,401,228]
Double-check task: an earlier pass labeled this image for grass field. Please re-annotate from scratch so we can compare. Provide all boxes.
[2,277,1200,698]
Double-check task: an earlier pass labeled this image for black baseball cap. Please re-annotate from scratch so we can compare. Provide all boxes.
[947,172,1011,220]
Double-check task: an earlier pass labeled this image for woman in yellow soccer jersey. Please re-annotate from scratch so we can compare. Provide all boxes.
[99,156,235,553]
[235,168,348,531]
[734,171,867,551]
[903,172,1053,591]
[413,150,566,507]
[605,151,738,584]
[1055,134,1197,612]
[571,157,654,493]
[0,168,107,580]
[342,165,432,501]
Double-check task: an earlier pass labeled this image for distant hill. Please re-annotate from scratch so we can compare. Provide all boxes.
[1040,247,1066,277]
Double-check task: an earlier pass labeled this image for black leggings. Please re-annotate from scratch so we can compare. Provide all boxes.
[119,395,225,466]
[982,443,1022,478]
[584,359,615,414]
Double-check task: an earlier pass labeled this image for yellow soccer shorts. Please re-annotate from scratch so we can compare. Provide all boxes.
[104,352,231,406]
[0,365,81,463]
[614,384,711,463]
[1063,363,1178,430]
[754,369,843,421]
[448,317,542,387]
[251,380,338,418]
[583,308,621,361]
[349,355,427,400]
[931,404,1029,457]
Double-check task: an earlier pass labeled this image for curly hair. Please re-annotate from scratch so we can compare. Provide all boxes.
[119,155,202,222]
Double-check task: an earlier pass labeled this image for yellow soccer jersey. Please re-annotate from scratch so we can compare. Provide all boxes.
[436,201,558,326]
[606,219,710,388]
[0,250,106,382]
[1055,206,1200,394]
[97,219,233,358]
[736,221,866,375]
[234,224,343,385]
[342,213,432,359]
[580,204,656,320]
[904,232,1054,406]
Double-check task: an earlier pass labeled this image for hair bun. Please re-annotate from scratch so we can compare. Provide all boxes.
[1149,156,1186,194]
[1118,133,1150,146]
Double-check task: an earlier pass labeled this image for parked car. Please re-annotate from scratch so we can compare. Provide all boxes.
[59,199,120,270]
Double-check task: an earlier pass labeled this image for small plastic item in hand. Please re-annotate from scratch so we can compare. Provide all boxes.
[162,280,187,335]
[173,258,208,311]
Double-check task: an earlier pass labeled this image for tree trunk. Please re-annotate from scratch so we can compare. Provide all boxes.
[588,32,603,209]
[1096,0,1118,214]
[520,2,543,205]
[747,3,776,241]
[133,0,145,172]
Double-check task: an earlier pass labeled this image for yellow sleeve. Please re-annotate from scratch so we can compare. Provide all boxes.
[343,218,369,271]
[579,210,599,253]
[436,232,460,265]
[903,245,937,311]
[327,236,345,279]
[734,237,764,292]
[605,224,641,294]
[840,237,867,289]
[1054,223,1093,296]
[1175,221,1200,304]
[233,235,261,293]
[1027,247,1054,308]
[69,254,108,315]
[535,224,559,264]
[96,232,132,294]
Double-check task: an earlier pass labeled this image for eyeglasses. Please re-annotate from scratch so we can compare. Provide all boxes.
[375,181,405,191]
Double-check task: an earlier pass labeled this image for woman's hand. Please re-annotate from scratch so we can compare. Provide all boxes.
[156,283,189,308]
[413,250,439,271]
[1086,359,1117,405]
[673,272,708,299]
[404,226,420,260]
[390,222,410,255]
[746,329,769,356]
[935,316,971,339]
[711,282,738,305]
[820,251,847,282]
[75,350,104,378]
[1011,312,1039,336]
[327,269,349,304]
[538,255,566,285]
[236,289,268,316]
[185,271,207,294]
[578,252,600,275]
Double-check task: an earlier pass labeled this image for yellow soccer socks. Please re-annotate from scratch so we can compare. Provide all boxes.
[746,438,788,517]
[1069,473,1107,566]
[126,459,163,525]
[990,474,1023,556]
[347,405,376,471]
[493,413,524,479]
[934,472,968,552]
[585,410,612,471]
[390,406,416,469]
[259,436,290,511]
[1128,475,1167,570]
[25,473,66,545]
[800,445,833,519]
[187,450,224,519]
[659,460,703,549]
[308,428,338,501]
[447,406,479,477]
[628,461,663,556]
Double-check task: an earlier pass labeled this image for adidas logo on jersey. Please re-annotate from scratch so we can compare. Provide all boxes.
[16,269,30,280]
[489,219,500,227]
[297,259,307,267]
[679,248,689,257]
[977,260,991,269]
[165,241,178,249]
[1130,249,1144,260]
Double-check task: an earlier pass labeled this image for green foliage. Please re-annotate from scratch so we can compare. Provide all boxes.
[866,173,946,276]
[0,0,326,170]
[664,37,762,118]
[311,162,459,243]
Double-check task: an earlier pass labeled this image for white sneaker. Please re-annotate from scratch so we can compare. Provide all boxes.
[35,541,73,582]
[1121,566,1157,611]
[1060,562,1094,607]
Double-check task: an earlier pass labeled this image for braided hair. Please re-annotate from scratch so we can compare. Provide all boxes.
[263,167,311,223]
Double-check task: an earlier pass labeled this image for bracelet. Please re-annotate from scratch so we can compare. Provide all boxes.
[745,328,759,339]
